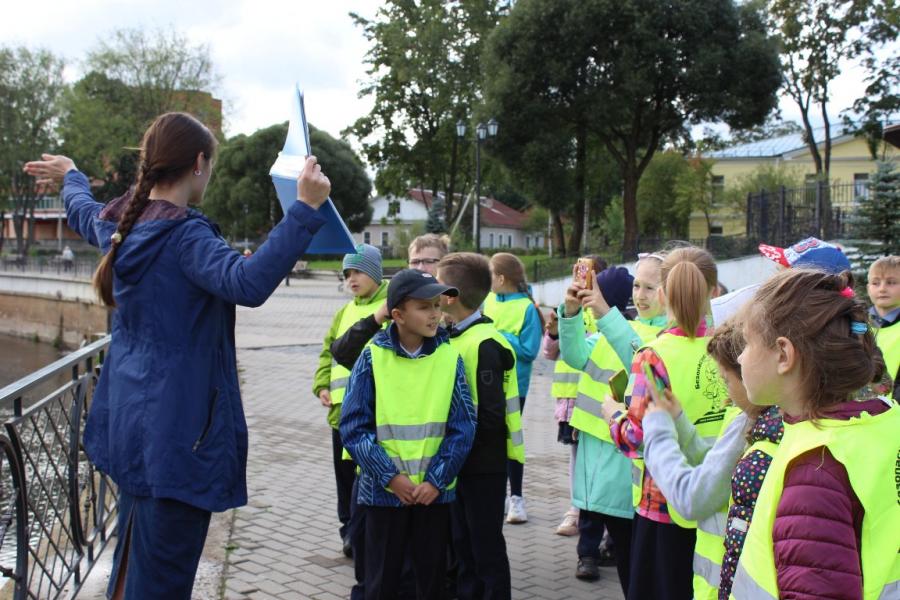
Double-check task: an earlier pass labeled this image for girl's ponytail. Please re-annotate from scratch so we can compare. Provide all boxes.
[660,247,717,338]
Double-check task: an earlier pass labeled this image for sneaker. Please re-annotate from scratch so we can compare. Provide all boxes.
[597,546,616,567]
[575,556,600,581]
[506,495,528,524]
[342,535,353,558]
[556,509,579,536]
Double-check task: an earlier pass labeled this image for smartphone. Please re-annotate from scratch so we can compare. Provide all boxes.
[609,369,629,403]
[641,361,666,395]
[573,258,593,289]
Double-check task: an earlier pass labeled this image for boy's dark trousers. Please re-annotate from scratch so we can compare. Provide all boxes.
[577,509,632,595]
[627,513,696,600]
[450,472,510,600]
[364,503,450,600]
[332,427,356,541]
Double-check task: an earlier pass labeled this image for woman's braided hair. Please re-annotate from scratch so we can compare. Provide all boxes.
[93,112,216,306]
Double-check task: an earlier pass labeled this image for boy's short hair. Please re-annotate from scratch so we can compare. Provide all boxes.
[437,252,491,310]
[868,255,900,278]
[408,233,450,257]
[707,319,744,375]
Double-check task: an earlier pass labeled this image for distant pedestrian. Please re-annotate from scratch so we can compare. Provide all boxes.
[61,245,74,272]
[24,111,331,600]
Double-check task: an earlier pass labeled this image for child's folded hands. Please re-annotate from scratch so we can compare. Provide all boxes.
[388,474,417,505]
[412,482,439,506]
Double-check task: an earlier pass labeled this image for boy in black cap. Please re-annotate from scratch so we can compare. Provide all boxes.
[340,269,476,600]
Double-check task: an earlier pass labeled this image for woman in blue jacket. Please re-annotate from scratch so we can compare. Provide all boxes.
[24,112,331,600]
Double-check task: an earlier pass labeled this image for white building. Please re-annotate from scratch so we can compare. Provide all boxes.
[353,189,545,253]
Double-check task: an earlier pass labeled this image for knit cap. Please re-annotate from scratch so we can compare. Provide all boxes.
[597,266,635,314]
[343,243,383,284]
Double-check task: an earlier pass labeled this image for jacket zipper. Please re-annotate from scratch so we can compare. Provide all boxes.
[193,388,219,452]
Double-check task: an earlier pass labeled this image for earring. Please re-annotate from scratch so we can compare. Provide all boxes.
[194,170,202,176]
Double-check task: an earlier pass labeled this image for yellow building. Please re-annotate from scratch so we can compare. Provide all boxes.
[690,127,900,240]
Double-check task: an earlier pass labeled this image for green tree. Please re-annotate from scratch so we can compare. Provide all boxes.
[769,0,898,234]
[484,0,781,254]
[59,28,219,198]
[637,151,693,239]
[203,123,372,240]
[425,194,447,233]
[853,161,900,257]
[346,1,506,229]
[0,46,66,256]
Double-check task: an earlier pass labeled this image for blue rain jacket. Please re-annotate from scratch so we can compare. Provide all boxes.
[64,170,325,512]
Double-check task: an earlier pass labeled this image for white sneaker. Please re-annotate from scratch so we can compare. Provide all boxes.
[506,495,528,524]
[556,508,579,536]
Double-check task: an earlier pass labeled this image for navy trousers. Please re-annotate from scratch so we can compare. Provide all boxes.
[577,509,632,595]
[332,427,357,540]
[451,472,511,600]
[108,491,211,600]
[627,513,696,600]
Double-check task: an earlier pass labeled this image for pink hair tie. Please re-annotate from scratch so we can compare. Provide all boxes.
[839,287,855,298]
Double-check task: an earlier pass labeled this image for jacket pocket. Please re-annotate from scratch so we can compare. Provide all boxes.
[193,388,219,452]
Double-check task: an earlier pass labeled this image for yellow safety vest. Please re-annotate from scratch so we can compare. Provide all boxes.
[631,333,729,529]
[570,320,662,443]
[370,342,460,490]
[449,321,525,463]
[551,310,598,399]
[483,292,532,336]
[330,287,387,405]
[730,403,900,600]
[874,322,900,392]
[691,405,743,600]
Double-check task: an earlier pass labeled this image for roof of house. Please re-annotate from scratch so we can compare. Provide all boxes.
[406,188,531,230]
[708,122,856,159]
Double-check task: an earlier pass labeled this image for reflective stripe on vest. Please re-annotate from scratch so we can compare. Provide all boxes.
[632,332,729,529]
[482,293,531,337]
[570,321,662,443]
[692,406,743,598]
[551,310,597,398]
[448,322,525,463]
[730,404,900,600]
[371,342,460,488]
[330,286,387,405]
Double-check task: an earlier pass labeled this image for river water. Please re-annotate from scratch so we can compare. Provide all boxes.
[0,333,66,389]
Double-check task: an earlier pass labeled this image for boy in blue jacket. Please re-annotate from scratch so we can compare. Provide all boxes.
[340,269,476,600]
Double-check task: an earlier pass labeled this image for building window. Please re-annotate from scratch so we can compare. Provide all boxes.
[711,175,724,205]
[854,173,869,200]
[709,225,724,235]
[381,231,389,246]
[364,231,371,244]
[507,235,512,247]
[525,235,530,248]
[489,233,494,248]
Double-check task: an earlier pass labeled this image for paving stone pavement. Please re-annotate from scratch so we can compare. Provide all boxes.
[220,279,624,600]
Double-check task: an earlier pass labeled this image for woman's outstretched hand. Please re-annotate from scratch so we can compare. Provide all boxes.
[297,155,330,210]
[23,154,77,187]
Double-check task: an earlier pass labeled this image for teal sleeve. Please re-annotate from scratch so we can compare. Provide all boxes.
[595,307,644,368]
[557,304,598,370]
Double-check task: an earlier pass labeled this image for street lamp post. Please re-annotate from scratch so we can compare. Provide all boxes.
[457,117,498,254]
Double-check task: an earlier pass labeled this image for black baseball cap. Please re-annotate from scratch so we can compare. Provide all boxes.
[388,269,459,311]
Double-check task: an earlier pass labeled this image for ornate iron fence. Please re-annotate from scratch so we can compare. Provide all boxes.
[0,336,117,599]
[0,257,98,280]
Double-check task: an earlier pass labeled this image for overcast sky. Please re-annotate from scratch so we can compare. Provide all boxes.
[1,0,879,145]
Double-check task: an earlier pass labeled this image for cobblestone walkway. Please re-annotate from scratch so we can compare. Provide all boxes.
[220,280,624,600]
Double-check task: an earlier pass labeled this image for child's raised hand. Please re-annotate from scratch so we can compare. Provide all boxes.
[564,265,584,317]
[578,271,611,319]
[374,301,391,325]
[388,474,417,505]
[411,482,439,506]
[318,389,332,407]
[601,395,627,422]
[647,384,682,419]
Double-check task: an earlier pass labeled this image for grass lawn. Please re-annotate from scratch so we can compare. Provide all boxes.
[303,253,552,274]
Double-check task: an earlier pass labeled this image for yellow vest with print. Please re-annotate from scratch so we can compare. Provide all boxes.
[730,403,900,600]
[483,292,532,336]
[570,320,662,442]
[551,309,598,398]
[371,342,460,490]
[692,405,743,600]
[449,321,525,463]
[330,295,386,405]
[631,333,729,529]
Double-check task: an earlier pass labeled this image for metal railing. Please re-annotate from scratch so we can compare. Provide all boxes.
[0,258,98,280]
[0,336,117,599]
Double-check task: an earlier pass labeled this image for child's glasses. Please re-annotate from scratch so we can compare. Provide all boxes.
[409,258,440,266]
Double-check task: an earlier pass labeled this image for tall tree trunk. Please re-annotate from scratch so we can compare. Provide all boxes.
[552,209,566,257]
[0,210,5,254]
[567,122,587,256]
[820,99,834,238]
[622,161,640,259]
[446,134,458,227]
